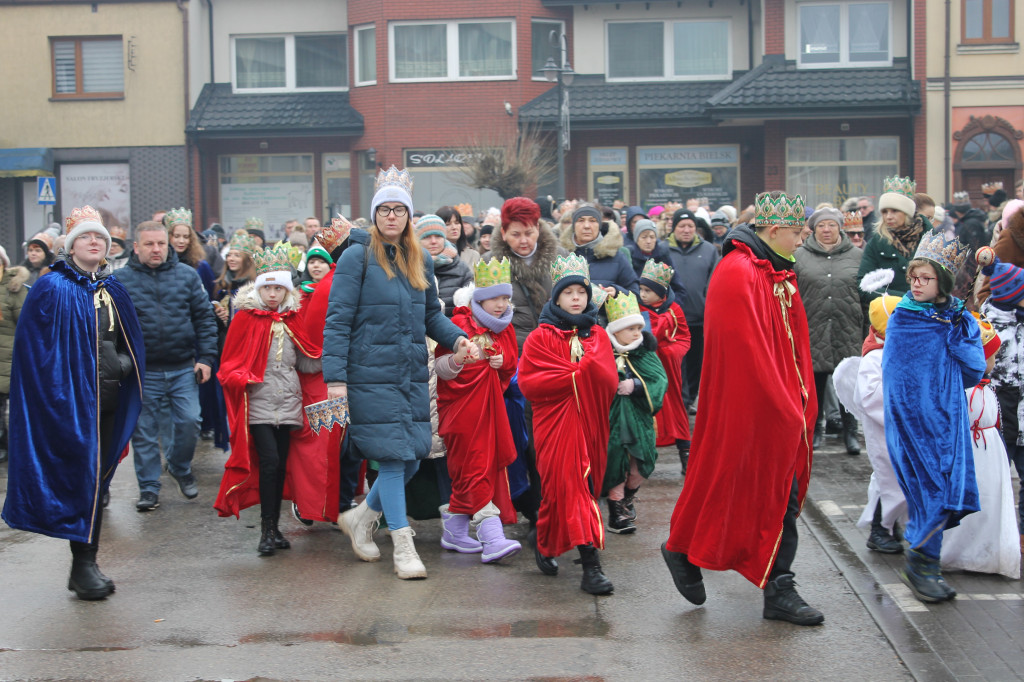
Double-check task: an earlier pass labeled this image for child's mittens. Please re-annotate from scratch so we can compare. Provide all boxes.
[617,379,635,396]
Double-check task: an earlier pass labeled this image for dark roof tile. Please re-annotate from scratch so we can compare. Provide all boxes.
[186,83,363,136]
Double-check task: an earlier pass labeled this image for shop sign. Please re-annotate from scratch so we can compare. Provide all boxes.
[60,163,131,230]
[405,149,485,168]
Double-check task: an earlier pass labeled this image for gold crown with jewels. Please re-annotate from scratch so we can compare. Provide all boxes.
[65,205,103,232]
[640,259,674,289]
[843,211,863,230]
[228,229,259,256]
[254,244,294,275]
[550,253,590,284]
[163,207,192,229]
[590,284,609,309]
[883,175,916,199]
[605,291,641,323]
[754,192,805,228]
[316,217,351,253]
[374,165,414,194]
[914,231,971,274]
[475,257,511,288]
[244,216,264,231]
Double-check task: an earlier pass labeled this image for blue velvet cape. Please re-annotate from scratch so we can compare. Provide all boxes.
[882,293,986,556]
[2,261,144,543]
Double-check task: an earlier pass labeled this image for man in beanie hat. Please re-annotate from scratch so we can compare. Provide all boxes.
[2,206,145,600]
[115,221,219,512]
[663,191,824,625]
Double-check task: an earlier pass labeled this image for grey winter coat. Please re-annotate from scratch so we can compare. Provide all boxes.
[559,222,639,295]
[794,234,864,373]
[233,283,321,427]
[0,267,29,394]
[666,235,720,327]
[322,240,466,462]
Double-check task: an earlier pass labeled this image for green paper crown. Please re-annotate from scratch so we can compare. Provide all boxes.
[163,207,192,229]
[550,253,590,285]
[475,257,511,288]
[605,291,641,323]
[590,284,609,309]
[640,259,674,289]
[254,244,294,275]
[882,175,916,199]
[914,231,971,274]
[228,229,259,256]
[755,192,805,228]
[244,216,265,231]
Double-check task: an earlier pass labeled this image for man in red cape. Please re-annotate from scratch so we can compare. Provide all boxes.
[662,191,824,626]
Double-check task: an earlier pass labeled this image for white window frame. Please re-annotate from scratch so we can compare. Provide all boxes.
[531,18,566,81]
[231,33,348,93]
[353,24,377,87]
[796,1,893,69]
[605,19,732,82]
[388,19,517,83]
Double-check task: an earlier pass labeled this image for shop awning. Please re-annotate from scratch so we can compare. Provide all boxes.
[0,148,54,178]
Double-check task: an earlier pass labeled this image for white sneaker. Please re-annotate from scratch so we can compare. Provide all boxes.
[390,526,427,579]
[338,501,381,562]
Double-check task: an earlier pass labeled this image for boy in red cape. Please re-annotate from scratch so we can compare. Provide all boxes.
[434,257,521,563]
[662,191,823,626]
[519,254,619,595]
[214,245,323,555]
[637,258,692,472]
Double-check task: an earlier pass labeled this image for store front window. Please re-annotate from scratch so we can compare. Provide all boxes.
[219,154,314,242]
[636,145,739,210]
[786,137,898,207]
[403,149,504,220]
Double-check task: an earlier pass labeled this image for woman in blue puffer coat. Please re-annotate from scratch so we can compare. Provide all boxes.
[323,166,478,580]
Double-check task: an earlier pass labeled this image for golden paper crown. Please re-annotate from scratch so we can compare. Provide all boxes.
[244,216,264,231]
[454,203,473,218]
[164,207,192,229]
[973,312,998,347]
[843,211,863,230]
[316,217,351,253]
[882,175,915,199]
[640,258,674,289]
[475,257,511,288]
[590,284,609,309]
[914,231,971,274]
[65,205,103,233]
[254,244,294,275]
[605,291,641,323]
[981,181,1004,195]
[953,190,970,204]
[550,253,590,284]
[754,192,805,228]
[374,165,414,194]
[228,229,259,256]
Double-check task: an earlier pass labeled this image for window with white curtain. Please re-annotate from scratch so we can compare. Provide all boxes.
[390,20,515,81]
[233,34,347,92]
[51,37,124,98]
[606,20,731,81]
[786,137,899,208]
[798,2,891,67]
[355,25,377,85]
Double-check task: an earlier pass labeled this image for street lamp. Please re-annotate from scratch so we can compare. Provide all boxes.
[541,30,573,202]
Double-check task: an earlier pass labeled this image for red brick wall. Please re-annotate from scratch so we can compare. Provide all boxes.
[764,0,785,55]
[912,0,928,192]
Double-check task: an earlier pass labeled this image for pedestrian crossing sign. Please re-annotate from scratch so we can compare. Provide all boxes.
[37,177,56,205]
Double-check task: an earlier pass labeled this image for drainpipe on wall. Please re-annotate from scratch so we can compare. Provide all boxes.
[177,0,192,209]
[944,0,952,200]
[208,0,215,84]
[907,0,915,178]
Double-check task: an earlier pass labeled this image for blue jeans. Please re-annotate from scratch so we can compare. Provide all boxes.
[133,367,201,494]
[365,460,420,531]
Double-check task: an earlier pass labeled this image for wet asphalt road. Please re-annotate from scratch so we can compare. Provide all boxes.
[0,439,914,681]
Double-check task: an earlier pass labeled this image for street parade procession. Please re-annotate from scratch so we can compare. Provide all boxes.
[2,164,1024,664]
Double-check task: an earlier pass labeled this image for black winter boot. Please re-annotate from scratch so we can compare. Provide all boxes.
[841,412,861,455]
[866,502,902,553]
[900,549,949,603]
[621,486,639,521]
[258,518,276,556]
[763,574,824,625]
[576,545,614,595]
[528,528,557,576]
[677,441,689,475]
[271,517,291,550]
[661,543,706,605]
[812,422,824,449]
[68,549,114,600]
[606,498,636,534]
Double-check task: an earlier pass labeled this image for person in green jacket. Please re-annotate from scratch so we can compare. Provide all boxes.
[0,255,29,464]
[857,175,933,306]
[601,291,668,534]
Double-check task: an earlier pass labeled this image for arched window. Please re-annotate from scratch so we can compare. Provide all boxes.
[961,132,1015,166]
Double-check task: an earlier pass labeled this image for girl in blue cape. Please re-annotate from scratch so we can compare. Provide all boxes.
[882,232,986,603]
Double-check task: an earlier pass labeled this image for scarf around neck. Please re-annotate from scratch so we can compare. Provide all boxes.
[888,218,925,258]
[572,232,605,250]
[470,299,513,333]
[538,298,598,336]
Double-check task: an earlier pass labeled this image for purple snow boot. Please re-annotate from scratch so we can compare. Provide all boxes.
[440,505,483,553]
[475,516,522,563]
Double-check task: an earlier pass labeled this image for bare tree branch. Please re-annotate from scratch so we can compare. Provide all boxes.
[452,124,557,200]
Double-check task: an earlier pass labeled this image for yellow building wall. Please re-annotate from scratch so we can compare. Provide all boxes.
[0,2,186,150]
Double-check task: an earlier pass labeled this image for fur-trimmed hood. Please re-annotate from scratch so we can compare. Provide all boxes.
[489,223,564,307]
[1006,204,1024,255]
[232,281,302,313]
[560,220,626,260]
[4,266,29,293]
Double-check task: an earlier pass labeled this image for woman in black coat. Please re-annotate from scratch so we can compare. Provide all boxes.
[417,214,473,314]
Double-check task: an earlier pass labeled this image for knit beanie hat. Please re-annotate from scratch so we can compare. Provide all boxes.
[415,214,446,241]
[672,209,697,230]
[65,205,111,251]
[877,176,916,218]
[807,207,845,232]
[977,246,1024,306]
[479,224,494,237]
[632,219,658,242]
[550,254,591,305]
[868,295,902,337]
[370,166,414,221]
[27,231,55,255]
[1001,199,1024,227]
[710,211,730,229]
[648,205,666,219]
[305,245,333,266]
[288,230,309,249]
[571,204,602,227]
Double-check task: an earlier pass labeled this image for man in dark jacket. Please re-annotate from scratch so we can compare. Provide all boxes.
[666,210,720,409]
[116,221,218,512]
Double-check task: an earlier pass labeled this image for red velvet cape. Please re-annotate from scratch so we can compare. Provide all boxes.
[519,323,618,556]
[214,305,338,519]
[436,307,519,522]
[643,300,692,446]
[665,241,817,587]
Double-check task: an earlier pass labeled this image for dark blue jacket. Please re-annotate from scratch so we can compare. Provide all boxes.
[626,239,687,304]
[323,238,466,462]
[666,234,720,327]
[559,222,639,296]
[116,250,218,371]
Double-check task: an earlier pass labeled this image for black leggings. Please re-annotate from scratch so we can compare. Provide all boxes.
[70,409,117,557]
[250,424,292,520]
[769,476,800,581]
